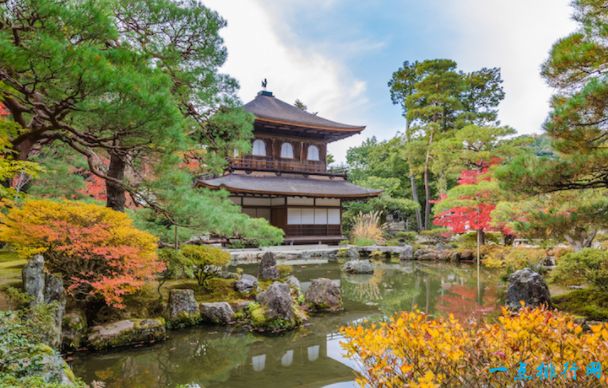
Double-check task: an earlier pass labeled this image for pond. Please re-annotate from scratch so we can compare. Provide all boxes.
[71,262,503,387]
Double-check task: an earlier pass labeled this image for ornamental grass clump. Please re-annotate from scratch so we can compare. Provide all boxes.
[340,307,608,387]
[351,211,385,246]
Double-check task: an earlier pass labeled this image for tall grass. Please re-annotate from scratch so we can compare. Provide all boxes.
[350,211,385,246]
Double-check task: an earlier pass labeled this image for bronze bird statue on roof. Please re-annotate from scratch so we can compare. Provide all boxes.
[261,78,268,89]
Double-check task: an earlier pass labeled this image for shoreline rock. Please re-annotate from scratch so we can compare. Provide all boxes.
[87,318,166,351]
[505,268,551,310]
[200,302,235,325]
[166,289,201,329]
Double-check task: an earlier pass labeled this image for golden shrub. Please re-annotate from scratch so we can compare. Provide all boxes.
[341,307,608,387]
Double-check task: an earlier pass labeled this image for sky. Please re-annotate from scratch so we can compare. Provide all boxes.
[205,0,576,163]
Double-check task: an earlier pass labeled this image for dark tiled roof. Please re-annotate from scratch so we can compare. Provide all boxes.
[197,173,382,199]
[244,91,365,132]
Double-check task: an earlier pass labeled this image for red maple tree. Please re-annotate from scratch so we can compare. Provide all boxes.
[433,160,509,242]
[0,103,9,116]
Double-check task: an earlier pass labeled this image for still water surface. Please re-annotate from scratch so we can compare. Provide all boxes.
[71,262,502,387]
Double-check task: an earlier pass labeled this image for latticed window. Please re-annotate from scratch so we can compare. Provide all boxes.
[252,139,266,156]
[281,142,294,159]
[307,145,320,161]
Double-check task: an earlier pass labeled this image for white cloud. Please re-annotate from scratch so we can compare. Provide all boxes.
[206,0,577,163]
[441,0,576,134]
[205,0,369,163]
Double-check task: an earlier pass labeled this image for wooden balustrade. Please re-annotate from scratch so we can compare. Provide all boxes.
[230,156,342,175]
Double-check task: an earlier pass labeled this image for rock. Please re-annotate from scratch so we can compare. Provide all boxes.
[413,248,451,261]
[450,250,476,262]
[230,300,251,314]
[87,318,166,351]
[256,282,295,322]
[62,310,88,351]
[542,256,557,267]
[38,352,78,386]
[505,268,551,310]
[286,275,301,294]
[261,266,279,280]
[219,271,240,279]
[342,260,374,274]
[200,302,235,325]
[166,289,200,329]
[43,273,66,349]
[22,255,66,349]
[305,278,343,312]
[23,254,45,305]
[235,274,258,294]
[347,247,360,260]
[259,251,279,280]
[259,251,276,268]
[399,245,414,260]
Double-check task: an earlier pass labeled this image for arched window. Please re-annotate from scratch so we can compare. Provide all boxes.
[307,145,320,161]
[252,139,266,156]
[280,142,294,159]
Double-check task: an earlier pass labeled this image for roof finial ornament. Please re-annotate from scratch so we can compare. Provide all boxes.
[261,78,268,90]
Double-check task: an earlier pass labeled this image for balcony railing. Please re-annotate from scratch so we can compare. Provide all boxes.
[229,156,346,176]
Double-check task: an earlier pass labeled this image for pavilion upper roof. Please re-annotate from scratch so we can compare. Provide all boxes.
[243,91,365,137]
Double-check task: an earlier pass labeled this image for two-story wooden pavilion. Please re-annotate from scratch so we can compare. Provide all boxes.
[197,90,381,244]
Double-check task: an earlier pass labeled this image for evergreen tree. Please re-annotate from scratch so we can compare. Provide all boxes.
[389,59,505,228]
[498,0,608,192]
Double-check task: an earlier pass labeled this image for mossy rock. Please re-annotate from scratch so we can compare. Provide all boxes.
[166,310,201,329]
[61,309,88,351]
[87,318,166,351]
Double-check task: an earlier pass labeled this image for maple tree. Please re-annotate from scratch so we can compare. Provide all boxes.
[433,161,505,243]
[0,199,162,308]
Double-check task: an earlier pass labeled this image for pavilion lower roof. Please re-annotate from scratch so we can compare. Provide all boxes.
[197,173,382,199]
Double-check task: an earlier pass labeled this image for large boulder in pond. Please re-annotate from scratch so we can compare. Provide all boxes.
[87,318,166,351]
[252,282,305,332]
[342,259,374,274]
[61,309,88,351]
[200,302,235,325]
[166,289,200,328]
[305,278,343,312]
[259,251,279,280]
[235,274,258,294]
[506,268,551,310]
[256,282,294,321]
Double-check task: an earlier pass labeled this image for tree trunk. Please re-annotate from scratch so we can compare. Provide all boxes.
[422,131,434,230]
[106,152,127,212]
[423,166,431,229]
[409,175,423,231]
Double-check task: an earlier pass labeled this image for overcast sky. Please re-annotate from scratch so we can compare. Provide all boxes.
[205,0,576,163]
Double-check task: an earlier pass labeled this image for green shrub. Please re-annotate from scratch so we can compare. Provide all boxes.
[180,245,231,289]
[394,231,417,243]
[553,289,608,320]
[503,247,547,277]
[277,264,293,278]
[384,239,401,247]
[551,248,608,291]
[353,237,376,247]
